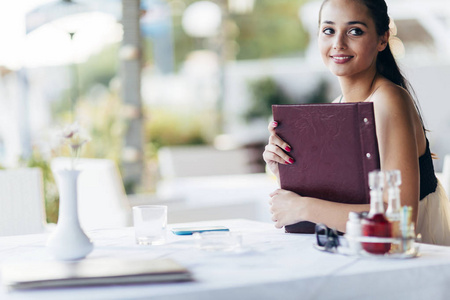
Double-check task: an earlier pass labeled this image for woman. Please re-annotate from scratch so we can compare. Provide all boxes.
[263,0,450,245]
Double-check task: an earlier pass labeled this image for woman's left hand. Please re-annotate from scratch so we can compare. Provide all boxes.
[269,189,308,229]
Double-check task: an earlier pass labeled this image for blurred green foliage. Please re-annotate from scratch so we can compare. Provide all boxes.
[144,108,213,151]
[245,77,292,121]
[51,46,119,118]
[78,45,119,93]
[76,92,125,163]
[167,0,310,69]
[233,0,309,60]
[304,78,329,104]
[245,76,330,122]
[23,150,59,224]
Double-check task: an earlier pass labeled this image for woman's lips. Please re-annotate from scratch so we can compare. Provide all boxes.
[331,55,353,64]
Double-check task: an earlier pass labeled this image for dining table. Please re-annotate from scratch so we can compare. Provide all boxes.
[1,218,450,300]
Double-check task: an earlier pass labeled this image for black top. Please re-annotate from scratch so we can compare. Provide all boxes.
[419,138,438,200]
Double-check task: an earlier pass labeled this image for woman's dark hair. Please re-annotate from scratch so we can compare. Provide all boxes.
[319,0,426,129]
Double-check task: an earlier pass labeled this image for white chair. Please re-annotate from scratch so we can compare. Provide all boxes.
[0,168,47,236]
[158,145,253,179]
[156,145,254,200]
[51,158,132,231]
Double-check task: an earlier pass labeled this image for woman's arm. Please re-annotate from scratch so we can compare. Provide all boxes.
[371,84,420,226]
[269,189,370,232]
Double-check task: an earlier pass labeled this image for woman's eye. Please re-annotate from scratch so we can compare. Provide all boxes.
[323,28,334,35]
[348,28,364,36]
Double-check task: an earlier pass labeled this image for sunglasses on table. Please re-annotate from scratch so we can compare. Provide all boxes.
[315,223,341,253]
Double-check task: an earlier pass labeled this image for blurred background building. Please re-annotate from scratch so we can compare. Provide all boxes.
[0,0,449,223]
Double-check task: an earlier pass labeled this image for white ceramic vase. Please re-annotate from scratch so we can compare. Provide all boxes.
[47,169,93,260]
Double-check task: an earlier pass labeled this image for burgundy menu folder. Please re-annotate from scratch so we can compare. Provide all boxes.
[272,103,380,234]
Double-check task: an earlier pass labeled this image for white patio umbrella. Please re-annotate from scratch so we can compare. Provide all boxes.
[23,12,122,68]
[23,0,122,68]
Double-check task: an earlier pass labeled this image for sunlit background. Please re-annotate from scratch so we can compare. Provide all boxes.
[0,0,449,224]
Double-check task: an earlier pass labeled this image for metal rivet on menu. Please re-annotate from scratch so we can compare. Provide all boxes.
[363,118,368,123]
[366,153,371,158]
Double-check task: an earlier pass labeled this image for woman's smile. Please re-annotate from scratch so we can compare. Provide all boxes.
[330,55,354,64]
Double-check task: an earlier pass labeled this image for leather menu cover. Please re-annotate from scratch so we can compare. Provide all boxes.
[272,103,380,234]
[2,258,192,290]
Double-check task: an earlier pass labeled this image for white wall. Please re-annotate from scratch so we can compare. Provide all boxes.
[405,64,450,170]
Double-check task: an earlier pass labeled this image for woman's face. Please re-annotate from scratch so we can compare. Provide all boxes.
[318,0,387,78]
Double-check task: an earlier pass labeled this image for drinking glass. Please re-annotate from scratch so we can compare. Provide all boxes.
[132,205,167,245]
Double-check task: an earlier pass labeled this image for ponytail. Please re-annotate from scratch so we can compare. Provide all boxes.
[377,45,404,88]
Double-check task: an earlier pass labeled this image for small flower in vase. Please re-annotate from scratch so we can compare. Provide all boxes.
[49,122,94,260]
[60,122,90,169]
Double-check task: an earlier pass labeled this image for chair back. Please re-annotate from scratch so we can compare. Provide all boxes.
[158,145,252,179]
[0,168,46,236]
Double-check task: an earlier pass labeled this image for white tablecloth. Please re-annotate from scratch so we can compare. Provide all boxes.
[1,219,450,300]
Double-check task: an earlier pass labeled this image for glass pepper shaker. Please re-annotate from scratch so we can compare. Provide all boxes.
[386,170,402,253]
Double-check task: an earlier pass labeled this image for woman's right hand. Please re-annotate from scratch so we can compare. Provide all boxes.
[262,121,294,179]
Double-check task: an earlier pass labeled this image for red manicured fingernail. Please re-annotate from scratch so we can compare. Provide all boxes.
[272,121,278,127]
[289,158,294,164]
[284,161,289,164]
[285,146,291,152]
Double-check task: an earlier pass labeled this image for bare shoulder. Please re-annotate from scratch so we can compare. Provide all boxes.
[369,79,422,151]
[370,81,413,118]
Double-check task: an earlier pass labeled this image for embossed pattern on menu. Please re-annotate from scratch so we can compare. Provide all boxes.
[272,103,380,234]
